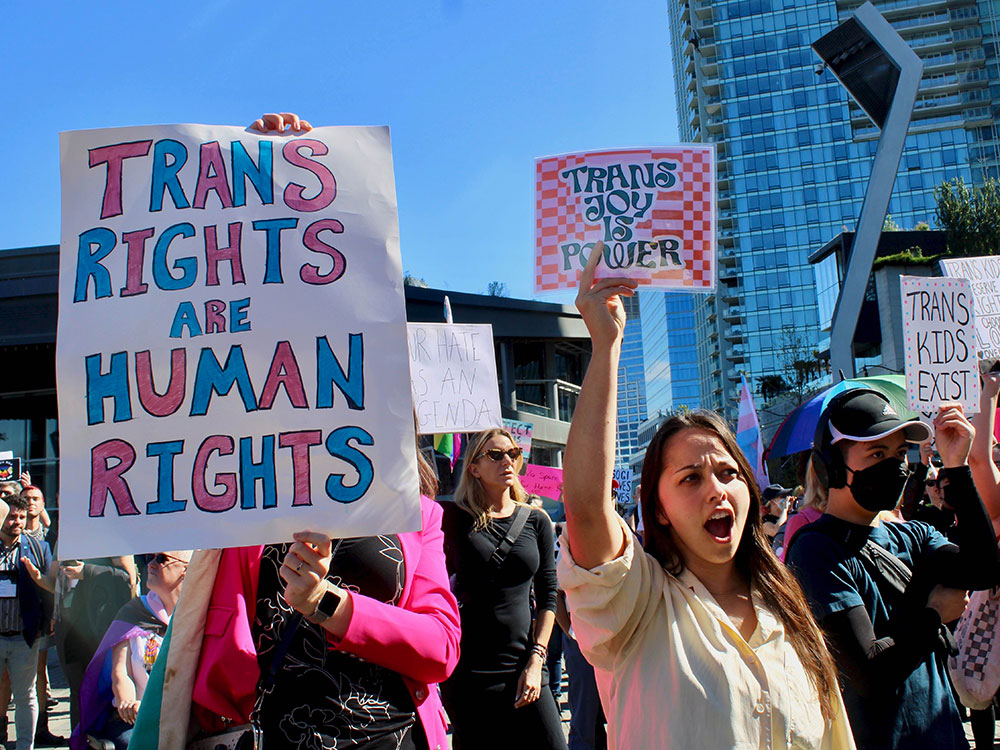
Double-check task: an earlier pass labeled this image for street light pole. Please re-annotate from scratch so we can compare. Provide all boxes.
[813,2,922,382]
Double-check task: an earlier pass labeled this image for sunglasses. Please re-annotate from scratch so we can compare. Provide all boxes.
[926,479,939,487]
[148,553,186,566]
[476,447,523,463]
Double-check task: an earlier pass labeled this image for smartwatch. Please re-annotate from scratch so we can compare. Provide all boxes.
[305,583,344,625]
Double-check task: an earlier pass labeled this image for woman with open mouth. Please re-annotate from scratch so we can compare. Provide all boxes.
[556,245,855,749]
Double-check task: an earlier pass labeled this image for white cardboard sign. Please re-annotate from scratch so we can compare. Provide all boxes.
[57,124,420,558]
[901,275,980,415]
[408,323,503,434]
[939,255,1000,365]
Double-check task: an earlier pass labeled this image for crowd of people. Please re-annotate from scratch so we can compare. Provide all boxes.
[4,114,1000,749]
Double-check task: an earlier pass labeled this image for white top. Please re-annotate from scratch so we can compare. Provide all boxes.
[557,517,856,750]
[113,592,169,705]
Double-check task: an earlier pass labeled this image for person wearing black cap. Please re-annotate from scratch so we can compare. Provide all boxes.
[787,390,1000,750]
[760,484,792,539]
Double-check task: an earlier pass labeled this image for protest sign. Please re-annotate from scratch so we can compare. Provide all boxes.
[535,146,715,292]
[57,124,419,558]
[502,418,533,461]
[408,323,502,434]
[520,463,563,501]
[939,255,1000,366]
[0,457,20,483]
[900,275,980,415]
[612,466,634,504]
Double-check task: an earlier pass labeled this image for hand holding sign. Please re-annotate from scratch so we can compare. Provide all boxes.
[249,113,313,134]
[575,242,638,349]
[933,402,975,468]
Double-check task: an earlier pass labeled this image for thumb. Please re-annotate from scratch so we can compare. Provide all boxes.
[20,557,37,577]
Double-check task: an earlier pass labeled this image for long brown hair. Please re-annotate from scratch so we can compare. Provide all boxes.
[639,410,840,722]
[454,428,529,530]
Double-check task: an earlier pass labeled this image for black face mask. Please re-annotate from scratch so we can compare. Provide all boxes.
[847,457,911,513]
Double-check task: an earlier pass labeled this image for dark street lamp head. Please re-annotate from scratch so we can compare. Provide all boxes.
[813,15,900,129]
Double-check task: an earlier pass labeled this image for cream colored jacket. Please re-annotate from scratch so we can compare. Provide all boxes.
[557,518,856,750]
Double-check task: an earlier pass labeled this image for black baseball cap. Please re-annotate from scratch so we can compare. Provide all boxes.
[827,390,932,445]
[761,484,793,502]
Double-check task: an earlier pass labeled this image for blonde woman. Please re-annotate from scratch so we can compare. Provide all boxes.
[440,428,566,750]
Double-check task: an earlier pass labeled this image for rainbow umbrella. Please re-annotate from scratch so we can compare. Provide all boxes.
[765,374,913,459]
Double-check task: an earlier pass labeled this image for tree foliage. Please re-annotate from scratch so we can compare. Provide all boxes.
[487,281,510,297]
[934,177,1000,256]
[757,375,787,402]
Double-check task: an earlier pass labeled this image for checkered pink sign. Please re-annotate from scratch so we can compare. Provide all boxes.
[534,146,715,293]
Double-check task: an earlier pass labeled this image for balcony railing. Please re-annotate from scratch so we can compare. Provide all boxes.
[514,379,582,422]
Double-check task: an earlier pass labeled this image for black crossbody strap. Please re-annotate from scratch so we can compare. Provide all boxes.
[261,612,302,690]
[490,505,531,568]
[859,540,912,595]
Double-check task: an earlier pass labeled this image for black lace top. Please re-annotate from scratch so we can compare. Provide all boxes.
[252,537,423,749]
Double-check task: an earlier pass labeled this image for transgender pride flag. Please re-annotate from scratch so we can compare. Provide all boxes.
[736,374,770,492]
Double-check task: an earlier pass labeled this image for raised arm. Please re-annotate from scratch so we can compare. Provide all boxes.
[969,371,1000,529]
[563,244,638,570]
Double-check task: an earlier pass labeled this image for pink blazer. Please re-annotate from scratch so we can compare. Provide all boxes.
[191,496,461,750]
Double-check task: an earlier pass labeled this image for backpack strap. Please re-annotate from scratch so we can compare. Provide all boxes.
[488,505,532,569]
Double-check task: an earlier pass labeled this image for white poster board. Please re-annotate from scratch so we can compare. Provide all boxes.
[57,124,419,558]
[900,275,980,415]
[408,323,503,434]
[939,255,1000,366]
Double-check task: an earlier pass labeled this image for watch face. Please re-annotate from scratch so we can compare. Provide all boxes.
[318,588,342,618]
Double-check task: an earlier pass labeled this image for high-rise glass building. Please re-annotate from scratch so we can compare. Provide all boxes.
[666,0,1000,421]
[640,291,702,415]
[617,294,648,463]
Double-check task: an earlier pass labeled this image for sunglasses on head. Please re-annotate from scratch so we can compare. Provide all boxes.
[148,553,185,566]
[476,447,522,463]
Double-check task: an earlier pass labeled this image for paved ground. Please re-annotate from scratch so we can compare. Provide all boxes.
[3,654,994,748]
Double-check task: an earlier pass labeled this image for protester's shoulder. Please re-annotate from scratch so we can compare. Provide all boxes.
[527,505,554,531]
[883,519,951,553]
[785,524,851,569]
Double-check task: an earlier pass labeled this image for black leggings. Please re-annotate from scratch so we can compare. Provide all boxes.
[442,677,567,750]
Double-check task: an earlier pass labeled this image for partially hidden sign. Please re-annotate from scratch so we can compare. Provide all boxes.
[900,275,980,415]
[58,124,420,558]
[612,466,634,504]
[502,418,533,461]
[408,323,502,434]
[520,463,563,501]
[534,146,715,292]
[939,255,1000,366]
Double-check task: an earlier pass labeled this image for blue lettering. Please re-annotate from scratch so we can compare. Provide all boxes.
[316,333,365,410]
[74,227,117,302]
[190,345,258,416]
[231,140,273,207]
[169,301,203,338]
[149,139,191,212]
[152,223,197,290]
[240,435,276,509]
[86,351,132,425]
[324,426,374,504]
[251,218,297,284]
[145,440,188,514]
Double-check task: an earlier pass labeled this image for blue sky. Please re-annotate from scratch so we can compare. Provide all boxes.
[4,1,678,300]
